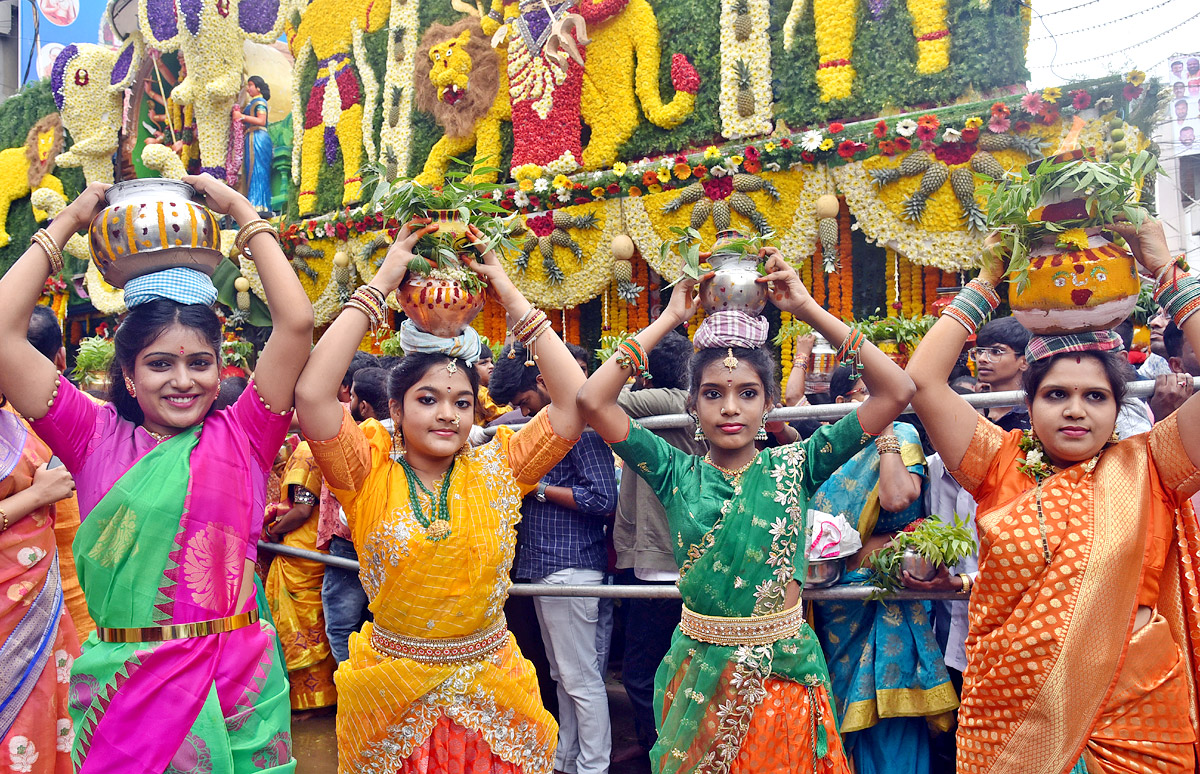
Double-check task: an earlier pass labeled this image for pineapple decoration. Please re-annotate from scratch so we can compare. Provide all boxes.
[949,168,986,232]
[902,162,949,222]
[815,194,840,272]
[290,243,323,282]
[234,275,252,313]
[517,211,599,283]
[735,59,755,117]
[333,251,353,303]
[733,0,752,41]
[662,173,779,234]
[611,232,644,303]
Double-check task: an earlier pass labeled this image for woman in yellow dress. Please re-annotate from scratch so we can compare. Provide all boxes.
[294,221,587,774]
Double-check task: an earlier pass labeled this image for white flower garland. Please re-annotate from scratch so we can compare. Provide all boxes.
[377,0,422,175]
[352,21,379,164]
[719,0,774,139]
[291,39,313,185]
[778,167,833,265]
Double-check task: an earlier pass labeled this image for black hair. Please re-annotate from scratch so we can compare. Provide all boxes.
[644,331,692,390]
[377,355,404,371]
[828,364,862,401]
[1021,349,1130,408]
[949,375,977,395]
[214,376,248,410]
[386,353,480,413]
[566,342,590,373]
[977,316,1032,355]
[686,346,780,409]
[27,304,63,360]
[352,366,391,419]
[1164,322,1184,360]
[343,351,378,388]
[476,347,494,363]
[107,299,222,425]
[487,343,539,405]
[247,75,271,100]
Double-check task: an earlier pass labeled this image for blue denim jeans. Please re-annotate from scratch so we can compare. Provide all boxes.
[321,536,370,663]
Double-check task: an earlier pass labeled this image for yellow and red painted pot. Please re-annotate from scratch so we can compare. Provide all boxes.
[1009,228,1139,335]
[394,273,486,338]
[88,179,223,288]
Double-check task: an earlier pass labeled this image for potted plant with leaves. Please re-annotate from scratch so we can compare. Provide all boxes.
[71,333,116,393]
[979,149,1160,335]
[866,516,978,597]
[660,227,776,316]
[363,158,523,337]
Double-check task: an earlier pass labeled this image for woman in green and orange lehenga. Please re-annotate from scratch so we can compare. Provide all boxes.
[906,219,1200,773]
[577,249,916,774]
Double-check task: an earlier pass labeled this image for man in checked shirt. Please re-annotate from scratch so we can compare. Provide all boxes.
[490,342,619,774]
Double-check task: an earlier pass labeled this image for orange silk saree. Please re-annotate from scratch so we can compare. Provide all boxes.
[950,412,1200,774]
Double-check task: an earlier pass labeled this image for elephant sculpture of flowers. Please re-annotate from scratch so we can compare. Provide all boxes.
[50,36,143,185]
[137,0,286,179]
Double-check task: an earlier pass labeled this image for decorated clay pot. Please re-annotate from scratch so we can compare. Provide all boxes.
[88,179,223,288]
[1009,229,1138,335]
[395,274,486,338]
[428,210,470,243]
[698,231,767,316]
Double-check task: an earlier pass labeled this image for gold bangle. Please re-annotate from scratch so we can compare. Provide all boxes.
[234,219,280,258]
[0,506,8,531]
[31,229,64,275]
[958,574,971,594]
[874,435,902,455]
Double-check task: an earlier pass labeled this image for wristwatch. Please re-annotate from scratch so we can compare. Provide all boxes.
[535,481,549,502]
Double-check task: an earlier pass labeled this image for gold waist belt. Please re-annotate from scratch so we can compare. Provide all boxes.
[370,616,508,664]
[679,603,804,646]
[97,609,260,644]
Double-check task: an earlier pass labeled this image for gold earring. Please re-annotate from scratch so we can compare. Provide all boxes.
[392,429,404,454]
[124,376,136,398]
[1110,429,1120,443]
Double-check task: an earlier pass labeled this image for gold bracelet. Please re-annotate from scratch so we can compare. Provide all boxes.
[958,574,971,594]
[234,219,281,259]
[874,435,901,455]
[31,229,64,275]
[0,506,8,531]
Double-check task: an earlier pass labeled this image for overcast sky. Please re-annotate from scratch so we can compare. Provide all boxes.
[1024,0,1200,86]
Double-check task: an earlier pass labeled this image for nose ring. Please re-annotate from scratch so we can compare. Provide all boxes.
[451,415,460,427]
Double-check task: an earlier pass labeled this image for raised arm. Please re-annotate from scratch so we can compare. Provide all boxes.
[577,277,700,443]
[0,183,108,418]
[463,226,587,439]
[1111,219,1200,473]
[759,249,915,435]
[185,174,314,414]
[905,242,1005,469]
[295,221,434,441]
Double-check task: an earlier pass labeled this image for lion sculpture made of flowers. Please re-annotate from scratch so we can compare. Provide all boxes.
[0,115,66,249]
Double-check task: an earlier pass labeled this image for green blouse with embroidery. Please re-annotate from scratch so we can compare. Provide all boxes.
[608,409,873,774]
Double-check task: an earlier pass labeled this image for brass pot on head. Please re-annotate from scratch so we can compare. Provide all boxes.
[698,230,767,316]
[88,179,224,288]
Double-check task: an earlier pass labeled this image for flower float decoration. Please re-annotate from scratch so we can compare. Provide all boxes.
[0,114,65,249]
[377,0,422,180]
[138,0,287,179]
[517,210,599,282]
[719,0,772,138]
[50,37,142,185]
[661,170,780,233]
[288,0,390,215]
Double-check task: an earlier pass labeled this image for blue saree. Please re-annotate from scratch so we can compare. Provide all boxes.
[809,422,958,774]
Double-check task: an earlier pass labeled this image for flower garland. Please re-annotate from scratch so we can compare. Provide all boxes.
[885,247,898,317]
[812,0,856,103]
[352,20,379,164]
[837,202,853,319]
[378,0,421,177]
[719,0,773,138]
[780,310,794,387]
[290,38,313,187]
[908,0,950,74]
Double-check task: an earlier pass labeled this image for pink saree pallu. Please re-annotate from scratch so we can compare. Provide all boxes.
[31,380,295,774]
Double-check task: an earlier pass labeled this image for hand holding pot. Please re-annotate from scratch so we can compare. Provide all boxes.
[373,219,437,293]
[663,276,701,326]
[183,173,255,222]
[1107,218,1174,277]
[55,181,110,235]
[978,233,1009,287]
[756,248,813,318]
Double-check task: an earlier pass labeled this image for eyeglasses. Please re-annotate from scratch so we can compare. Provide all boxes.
[968,346,1013,362]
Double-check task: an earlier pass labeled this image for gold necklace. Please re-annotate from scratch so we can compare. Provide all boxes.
[1032,452,1100,564]
[704,451,756,482]
[144,427,178,444]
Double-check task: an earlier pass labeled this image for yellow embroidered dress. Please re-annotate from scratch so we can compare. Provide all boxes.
[308,409,576,774]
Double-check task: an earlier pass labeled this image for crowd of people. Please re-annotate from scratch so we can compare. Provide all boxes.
[1,173,1199,774]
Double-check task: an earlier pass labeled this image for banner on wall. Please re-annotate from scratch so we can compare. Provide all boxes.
[1163,55,1200,158]
[18,0,110,83]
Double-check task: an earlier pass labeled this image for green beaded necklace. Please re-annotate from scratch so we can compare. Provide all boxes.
[396,455,455,542]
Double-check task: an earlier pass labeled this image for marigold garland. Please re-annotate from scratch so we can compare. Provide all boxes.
[923,265,939,315]
[838,202,853,319]
[907,0,950,74]
[813,0,856,102]
[779,310,794,388]
[885,248,899,317]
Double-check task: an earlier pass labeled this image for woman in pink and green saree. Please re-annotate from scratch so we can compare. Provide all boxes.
[0,176,313,774]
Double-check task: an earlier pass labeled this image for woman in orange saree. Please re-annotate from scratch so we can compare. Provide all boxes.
[294,221,588,774]
[906,220,1200,774]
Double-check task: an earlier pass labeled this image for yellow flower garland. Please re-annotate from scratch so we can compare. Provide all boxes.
[813,0,856,102]
[885,247,898,317]
[907,0,950,74]
[780,310,794,388]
